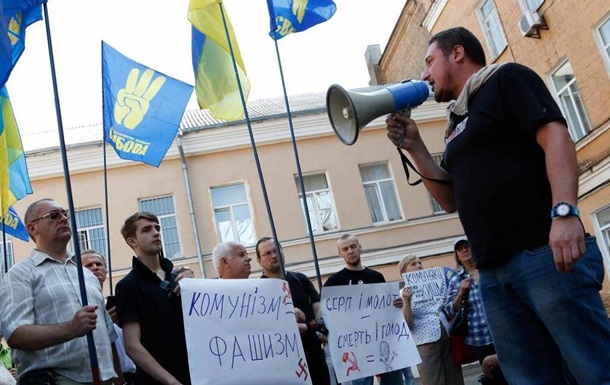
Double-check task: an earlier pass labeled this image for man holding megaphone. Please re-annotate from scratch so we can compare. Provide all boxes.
[383,27,610,385]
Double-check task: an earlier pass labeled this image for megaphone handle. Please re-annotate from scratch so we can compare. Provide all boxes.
[390,108,411,147]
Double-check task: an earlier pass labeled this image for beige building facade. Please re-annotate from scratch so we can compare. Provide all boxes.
[4,93,463,292]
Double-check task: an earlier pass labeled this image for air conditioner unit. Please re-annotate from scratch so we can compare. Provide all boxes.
[519,10,544,37]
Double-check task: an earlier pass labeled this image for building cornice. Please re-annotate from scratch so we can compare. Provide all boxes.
[25,100,448,180]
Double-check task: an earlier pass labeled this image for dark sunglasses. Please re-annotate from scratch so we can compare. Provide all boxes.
[30,209,69,223]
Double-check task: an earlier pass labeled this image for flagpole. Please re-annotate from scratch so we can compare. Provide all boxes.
[218,1,286,278]
[102,136,114,294]
[1,220,7,275]
[42,4,102,384]
[272,39,323,290]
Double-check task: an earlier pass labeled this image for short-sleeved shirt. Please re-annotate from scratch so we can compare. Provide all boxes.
[0,250,117,381]
[115,256,191,385]
[323,267,385,287]
[442,63,566,268]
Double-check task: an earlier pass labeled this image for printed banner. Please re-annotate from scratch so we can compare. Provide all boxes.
[321,282,420,383]
[180,278,312,385]
[1,206,28,241]
[101,42,193,167]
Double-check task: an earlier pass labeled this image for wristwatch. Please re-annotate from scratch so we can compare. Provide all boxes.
[551,202,580,219]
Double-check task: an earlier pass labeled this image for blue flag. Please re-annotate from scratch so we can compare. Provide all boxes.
[102,42,194,167]
[1,206,28,242]
[0,0,44,89]
[267,0,336,40]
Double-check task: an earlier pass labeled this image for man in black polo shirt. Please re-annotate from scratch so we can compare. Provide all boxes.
[255,237,330,385]
[115,212,194,385]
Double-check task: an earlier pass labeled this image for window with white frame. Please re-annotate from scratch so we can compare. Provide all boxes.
[75,207,107,257]
[596,205,610,266]
[524,0,543,11]
[139,196,182,259]
[478,0,508,59]
[359,163,403,223]
[0,235,14,274]
[210,184,255,245]
[595,14,610,77]
[428,154,446,215]
[295,173,338,234]
[551,61,591,142]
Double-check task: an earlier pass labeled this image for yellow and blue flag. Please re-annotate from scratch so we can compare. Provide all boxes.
[267,0,336,40]
[2,206,29,242]
[0,86,32,216]
[0,0,44,89]
[188,0,250,121]
[102,42,194,167]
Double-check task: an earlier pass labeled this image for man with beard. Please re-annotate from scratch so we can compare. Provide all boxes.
[115,212,194,385]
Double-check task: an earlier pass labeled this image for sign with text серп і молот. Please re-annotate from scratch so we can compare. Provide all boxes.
[322,282,421,383]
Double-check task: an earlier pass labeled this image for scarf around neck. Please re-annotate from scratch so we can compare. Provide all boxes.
[444,63,506,140]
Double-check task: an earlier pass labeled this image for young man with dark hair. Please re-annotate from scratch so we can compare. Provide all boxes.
[115,212,194,385]
[386,26,610,384]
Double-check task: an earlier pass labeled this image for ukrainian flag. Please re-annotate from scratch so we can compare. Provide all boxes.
[0,86,32,216]
[188,0,250,121]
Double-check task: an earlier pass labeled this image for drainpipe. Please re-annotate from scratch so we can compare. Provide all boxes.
[177,130,206,277]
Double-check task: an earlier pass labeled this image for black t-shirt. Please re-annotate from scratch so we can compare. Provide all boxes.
[323,267,386,287]
[442,63,566,268]
[116,256,191,385]
[261,271,321,343]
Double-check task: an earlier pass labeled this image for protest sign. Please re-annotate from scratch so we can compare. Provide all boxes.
[401,267,448,310]
[180,278,312,385]
[322,282,420,383]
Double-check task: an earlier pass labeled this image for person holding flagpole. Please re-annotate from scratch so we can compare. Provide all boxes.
[0,198,120,384]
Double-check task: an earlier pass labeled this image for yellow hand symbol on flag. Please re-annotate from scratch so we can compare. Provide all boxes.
[114,68,166,130]
[292,0,309,23]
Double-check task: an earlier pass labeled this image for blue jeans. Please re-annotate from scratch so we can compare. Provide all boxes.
[479,237,610,385]
[402,367,415,385]
[352,370,403,385]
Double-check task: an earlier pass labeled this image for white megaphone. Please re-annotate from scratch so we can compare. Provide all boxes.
[326,80,430,145]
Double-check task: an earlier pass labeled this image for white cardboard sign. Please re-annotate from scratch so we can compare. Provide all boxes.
[321,282,421,383]
[180,278,312,385]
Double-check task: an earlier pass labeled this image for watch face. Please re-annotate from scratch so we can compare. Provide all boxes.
[557,204,570,216]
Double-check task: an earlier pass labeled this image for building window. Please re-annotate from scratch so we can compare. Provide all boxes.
[478,0,508,59]
[75,207,107,257]
[596,205,610,271]
[0,235,13,274]
[428,154,446,215]
[551,61,591,142]
[295,173,338,234]
[524,0,543,10]
[139,196,182,259]
[210,184,255,245]
[595,14,610,77]
[359,163,403,223]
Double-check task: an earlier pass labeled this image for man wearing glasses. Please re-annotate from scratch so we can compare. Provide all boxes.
[255,237,330,385]
[0,198,120,384]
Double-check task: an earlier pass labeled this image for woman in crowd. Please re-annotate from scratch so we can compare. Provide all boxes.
[399,255,464,385]
[444,239,496,363]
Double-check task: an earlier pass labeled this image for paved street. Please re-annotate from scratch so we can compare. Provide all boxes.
[413,363,482,385]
